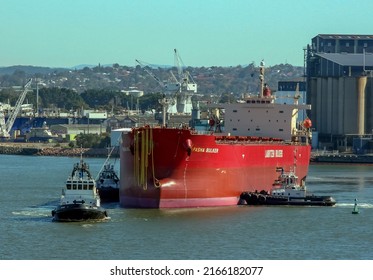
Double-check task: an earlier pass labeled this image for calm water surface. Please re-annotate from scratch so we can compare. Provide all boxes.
[1,155,372,260]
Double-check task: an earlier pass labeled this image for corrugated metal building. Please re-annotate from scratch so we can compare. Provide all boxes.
[311,34,373,54]
[50,124,103,135]
[307,34,373,152]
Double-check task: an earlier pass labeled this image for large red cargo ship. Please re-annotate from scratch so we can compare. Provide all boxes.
[120,61,312,208]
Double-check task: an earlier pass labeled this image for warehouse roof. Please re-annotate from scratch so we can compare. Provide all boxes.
[314,34,373,40]
[316,53,373,67]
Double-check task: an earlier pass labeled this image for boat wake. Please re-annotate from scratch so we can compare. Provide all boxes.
[308,176,373,185]
[12,208,53,222]
[335,202,373,208]
[12,200,58,220]
[12,209,50,217]
[74,216,111,226]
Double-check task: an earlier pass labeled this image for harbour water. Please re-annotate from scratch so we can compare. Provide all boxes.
[1,154,373,260]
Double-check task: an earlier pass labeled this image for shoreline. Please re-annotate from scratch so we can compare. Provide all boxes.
[2,142,373,164]
[311,151,373,165]
[0,142,119,158]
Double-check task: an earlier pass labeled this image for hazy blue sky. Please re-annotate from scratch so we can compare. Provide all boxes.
[2,0,372,68]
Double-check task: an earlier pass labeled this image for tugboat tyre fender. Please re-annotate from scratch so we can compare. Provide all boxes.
[240,192,248,199]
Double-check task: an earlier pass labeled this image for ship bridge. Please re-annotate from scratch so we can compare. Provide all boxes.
[207,98,311,142]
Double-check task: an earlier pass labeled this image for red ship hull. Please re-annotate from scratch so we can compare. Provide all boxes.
[120,127,311,208]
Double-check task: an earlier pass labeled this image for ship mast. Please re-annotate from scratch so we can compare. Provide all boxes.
[259,60,265,98]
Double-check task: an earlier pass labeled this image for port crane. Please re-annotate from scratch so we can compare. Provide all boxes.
[135,59,181,94]
[0,79,33,138]
[172,49,198,114]
[135,59,179,126]
[173,49,197,93]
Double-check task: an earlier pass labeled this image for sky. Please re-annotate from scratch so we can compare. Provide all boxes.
[2,0,373,68]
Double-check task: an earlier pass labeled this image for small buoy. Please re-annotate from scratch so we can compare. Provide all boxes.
[352,198,359,214]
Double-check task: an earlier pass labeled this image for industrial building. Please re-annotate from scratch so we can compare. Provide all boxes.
[306,34,373,153]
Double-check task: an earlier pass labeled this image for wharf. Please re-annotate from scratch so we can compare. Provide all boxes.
[0,142,118,158]
[311,151,373,164]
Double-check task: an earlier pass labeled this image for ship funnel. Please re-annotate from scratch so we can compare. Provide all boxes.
[357,76,367,135]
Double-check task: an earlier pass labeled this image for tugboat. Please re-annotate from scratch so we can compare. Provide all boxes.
[240,167,336,206]
[51,155,108,222]
[96,162,120,202]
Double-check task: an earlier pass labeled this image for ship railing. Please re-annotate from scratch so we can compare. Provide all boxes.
[293,129,310,137]
[214,135,285,144]
[291,127,312,144]
[188,129,215,135]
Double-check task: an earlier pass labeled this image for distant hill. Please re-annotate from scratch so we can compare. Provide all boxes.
[0,65,67,75]
[72,64,96,70]
[0,63,305,96]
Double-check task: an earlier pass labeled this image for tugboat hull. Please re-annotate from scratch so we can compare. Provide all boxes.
[96,163,120,203]
[240,192,336,206]
[97,187,120,203]
[52,204,108,222]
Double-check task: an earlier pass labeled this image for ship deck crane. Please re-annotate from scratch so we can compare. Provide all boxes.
[0,79,33,138]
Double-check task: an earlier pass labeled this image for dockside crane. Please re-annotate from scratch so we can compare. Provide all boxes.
[135,59,179,126]
[0,79,33,138]
[172,49,198,114]
[135,59,181,94]
[173,49,197,93]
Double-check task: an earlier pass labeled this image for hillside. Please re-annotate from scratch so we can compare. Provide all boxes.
[0,63,304,96]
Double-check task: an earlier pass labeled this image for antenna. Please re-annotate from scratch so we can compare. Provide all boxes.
[259,60,265,97]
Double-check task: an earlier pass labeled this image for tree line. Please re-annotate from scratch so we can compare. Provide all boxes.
[0,87,168,115]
